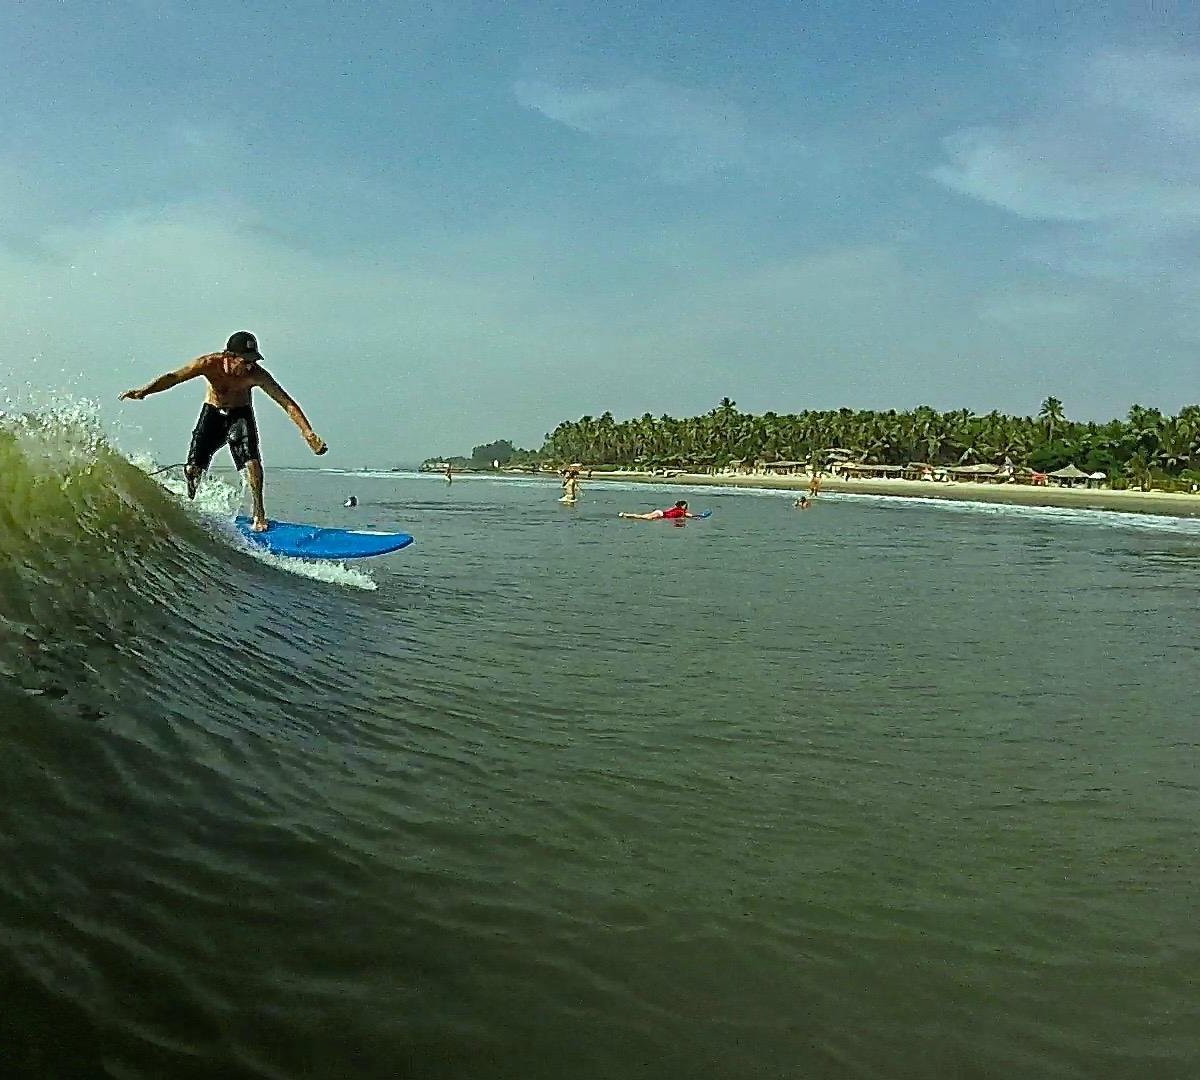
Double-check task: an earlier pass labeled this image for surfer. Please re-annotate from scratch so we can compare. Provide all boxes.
[619,499,697,520]
[120,332,327,532]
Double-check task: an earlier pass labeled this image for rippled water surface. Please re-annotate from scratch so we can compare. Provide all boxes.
[2,452,1198,1079]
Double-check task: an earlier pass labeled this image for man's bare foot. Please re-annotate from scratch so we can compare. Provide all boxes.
[251,516,269,533]
[185,468,199,500]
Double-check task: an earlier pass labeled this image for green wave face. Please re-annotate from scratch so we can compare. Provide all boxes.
[0,412,235,716]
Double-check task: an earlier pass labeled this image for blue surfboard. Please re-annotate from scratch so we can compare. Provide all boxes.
[235,516,414,560]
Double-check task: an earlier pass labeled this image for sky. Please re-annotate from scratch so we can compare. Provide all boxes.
[1,1,1198,466]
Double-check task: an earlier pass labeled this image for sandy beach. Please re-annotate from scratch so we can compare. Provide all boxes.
[573,469,1200,518]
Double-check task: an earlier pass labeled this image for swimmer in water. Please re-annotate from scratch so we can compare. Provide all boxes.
[619,499,698,520]
[345,495,358,508]
[794,496,811,509]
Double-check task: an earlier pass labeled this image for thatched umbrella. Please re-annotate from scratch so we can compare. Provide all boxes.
[1049,464,1089,479]
[1049,463,1090,487]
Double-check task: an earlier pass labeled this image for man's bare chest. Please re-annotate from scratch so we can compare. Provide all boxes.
[205,372,256,393]
[203,370,257,407]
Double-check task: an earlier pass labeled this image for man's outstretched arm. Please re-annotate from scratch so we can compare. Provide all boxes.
[120,357,207,400]
[257,370,328,454]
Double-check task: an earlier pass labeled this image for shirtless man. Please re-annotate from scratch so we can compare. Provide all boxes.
[120,331,327,531]
[560,466,581,503]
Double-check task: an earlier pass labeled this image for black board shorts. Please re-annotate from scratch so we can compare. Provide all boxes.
[187,404,261,471]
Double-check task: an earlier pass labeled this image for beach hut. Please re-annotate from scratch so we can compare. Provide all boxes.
[1048,464,1090,488]
[946,463,1002,483]
[903,462,947,482]
[842,463,905,479]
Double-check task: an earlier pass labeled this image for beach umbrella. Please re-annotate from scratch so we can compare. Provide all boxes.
[1048,464,1089,479]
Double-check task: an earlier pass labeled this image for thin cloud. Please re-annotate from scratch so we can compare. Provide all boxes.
[930,46,1200,290]
[514,74,753,182]
[932,47,1200,226]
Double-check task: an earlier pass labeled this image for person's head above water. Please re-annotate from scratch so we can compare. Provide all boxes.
[226,331,264,363]
[674,500,688,509]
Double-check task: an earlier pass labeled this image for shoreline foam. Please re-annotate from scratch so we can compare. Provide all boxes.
[569,470,1200,518]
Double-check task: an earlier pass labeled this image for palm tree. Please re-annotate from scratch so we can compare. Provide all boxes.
[1124,451,1152,492]
[507,398,1200,481]
[1176,405,1200,470]
[1038,397,1066,443]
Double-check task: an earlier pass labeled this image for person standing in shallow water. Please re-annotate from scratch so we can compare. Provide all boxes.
[120,331,327,532]
[561,465,581,503]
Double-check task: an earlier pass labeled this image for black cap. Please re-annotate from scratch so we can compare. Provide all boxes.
[226,331,263,360]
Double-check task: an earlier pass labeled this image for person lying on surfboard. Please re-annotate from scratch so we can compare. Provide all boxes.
[619,499,699,520]
[119,331,327,532]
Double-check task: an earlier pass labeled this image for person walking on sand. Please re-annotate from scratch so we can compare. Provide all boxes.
[808,471,822,498]
[120,331,327,532]
[619,499,698,520]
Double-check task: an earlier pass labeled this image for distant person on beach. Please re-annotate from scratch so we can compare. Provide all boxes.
[619,499,697,520]
[808,472,822,497]
[344,495,358,508]
[445,464,453,484]
[120,331,327,532]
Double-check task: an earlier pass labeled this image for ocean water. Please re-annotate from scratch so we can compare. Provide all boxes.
[2,414,1198,1079]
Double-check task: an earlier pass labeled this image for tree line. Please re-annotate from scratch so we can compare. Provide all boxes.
[424,398,1200,489]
